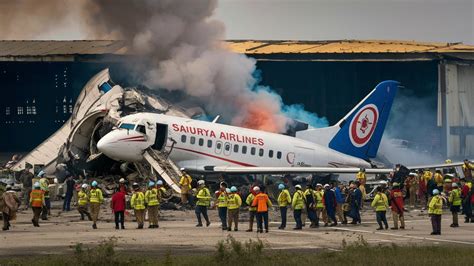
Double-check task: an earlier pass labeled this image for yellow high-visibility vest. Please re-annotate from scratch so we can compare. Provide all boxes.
[131,192,146,210]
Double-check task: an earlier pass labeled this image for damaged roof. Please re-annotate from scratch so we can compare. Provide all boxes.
[225,40,474,54]
[1,39,474,61]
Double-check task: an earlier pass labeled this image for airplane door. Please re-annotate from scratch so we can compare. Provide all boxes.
[152,123,168,151]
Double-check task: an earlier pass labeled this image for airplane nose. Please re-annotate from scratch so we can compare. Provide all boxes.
[97,136,111,155]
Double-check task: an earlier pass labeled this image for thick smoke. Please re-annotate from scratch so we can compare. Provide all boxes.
[378,91,442,165]
[0,0,93,40]
[0,0,327,132]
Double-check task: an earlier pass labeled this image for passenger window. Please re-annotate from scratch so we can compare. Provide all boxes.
[190,136,196,144]
[242,146,247,154]
[233,144,239,153]
[181,135,187,143]
[199,138,204,146]
[215,141,223,154]
[259,148,264,157]
[136,125,146,134]
[277,151,282,159]
[207,139,212,148]
[269,150,274,158]
[225,143,231,151]
[251,147,256,155]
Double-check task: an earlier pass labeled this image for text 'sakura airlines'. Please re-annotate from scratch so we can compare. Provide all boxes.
[97,81,399,174]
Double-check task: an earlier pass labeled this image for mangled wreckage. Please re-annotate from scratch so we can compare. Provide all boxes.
[11,69,205,198]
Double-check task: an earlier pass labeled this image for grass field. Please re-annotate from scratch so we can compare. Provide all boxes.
[2,236,473,266]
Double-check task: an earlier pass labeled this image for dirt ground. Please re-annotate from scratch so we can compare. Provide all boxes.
[1,201,473,257]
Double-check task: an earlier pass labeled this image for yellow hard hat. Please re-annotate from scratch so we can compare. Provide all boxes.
[445,159,452,164]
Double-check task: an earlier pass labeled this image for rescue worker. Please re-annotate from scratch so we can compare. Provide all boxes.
[20,164,34,209]
[63,174,75,212]
[371,186,389,230]
[155,180,167,206]
[1,185,21,230]
[227,186,242,231]
[215,182,228,230]
[29,182,45,227]
[405,173,418,207]
[460,178,472,222]
[292,184,305,230]
[335,183,345,223]
[245,186,257,232]
[390,182,405,230]
[277,183,291,229]
[77,184,92,221]
[350,183,362,224]
[304,184,317,228]
[356,170,367,209]
[251,186,272,233]
[462,159,473,181]
[179,169,193,205]
[145,181,160,228]
[323,184,337,226]
[89,180,104,229]
[38,171,50,220]
[417,169,428,209]
[111,187,126,230]
[428,189,443,235]
[131,183,146,229]
[314,184,327,226]
[195,180,211,227]
[448,182,462,227]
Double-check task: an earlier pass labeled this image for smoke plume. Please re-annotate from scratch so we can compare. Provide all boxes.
[0,0,327,132]
[378,91,442,165]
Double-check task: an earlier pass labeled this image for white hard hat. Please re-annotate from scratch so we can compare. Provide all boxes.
[433,189,440,195]
[34,182,40,188]
[295,184,302,189]
[119,178,125,183]
[324,184,330,188]
[180,168,186,171]
[379,180,388,185]
[197,180,205,185]
[253,186,260,192]
[157,180,163,185]
[452,183,458,188]
[81,184,88,189]
[316,183,322,187]
[409,172,417,176]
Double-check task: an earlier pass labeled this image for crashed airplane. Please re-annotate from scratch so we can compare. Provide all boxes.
[11,69,206,194]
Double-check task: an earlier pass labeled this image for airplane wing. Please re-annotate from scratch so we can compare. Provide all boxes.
[206,161,467,175]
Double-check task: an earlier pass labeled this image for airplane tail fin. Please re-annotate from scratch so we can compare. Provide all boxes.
[328,80,399,160]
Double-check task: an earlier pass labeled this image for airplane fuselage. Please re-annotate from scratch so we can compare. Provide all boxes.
[97,113,371,171]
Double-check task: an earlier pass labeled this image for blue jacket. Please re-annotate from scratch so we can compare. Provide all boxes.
[335,187,344,204]
[324,189,336,210]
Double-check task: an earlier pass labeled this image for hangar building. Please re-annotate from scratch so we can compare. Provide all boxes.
[0,40,473,159]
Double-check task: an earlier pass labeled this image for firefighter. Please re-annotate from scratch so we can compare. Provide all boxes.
[179,169,193,205]
[227,186,242,231]
[390,182,405,230]
[89,180,104,229]
[145,181,160,228]
[448,183,462,227]
[29,182,45,227]
[131,183,146,229]
[77,184,92,221]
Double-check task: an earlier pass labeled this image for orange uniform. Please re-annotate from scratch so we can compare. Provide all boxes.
[252,193,273,212]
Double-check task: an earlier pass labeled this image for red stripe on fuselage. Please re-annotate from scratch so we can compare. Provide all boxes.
[174,147,256,167]
[118,135,145,141]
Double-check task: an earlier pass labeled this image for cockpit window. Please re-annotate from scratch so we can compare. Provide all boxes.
[119,123,135,130]
[136,125,146,134]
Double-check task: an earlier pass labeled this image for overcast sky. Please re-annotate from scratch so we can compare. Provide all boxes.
[215,0,474,44]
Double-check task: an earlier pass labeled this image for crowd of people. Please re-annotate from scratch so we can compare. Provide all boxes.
[1,160,473,236]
